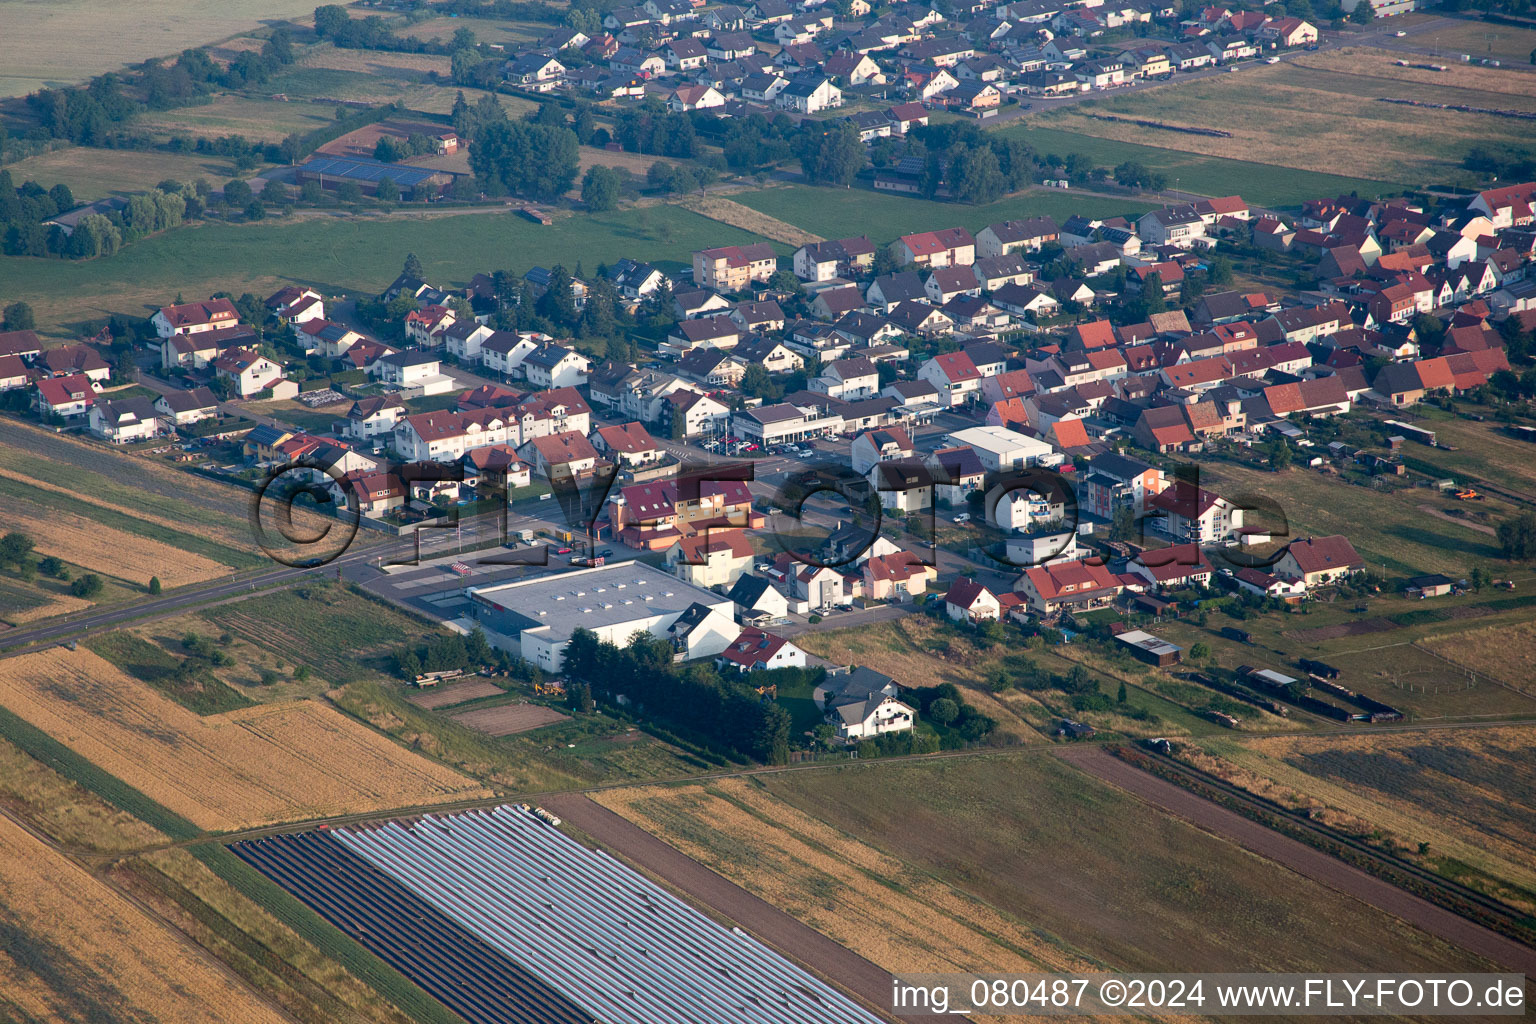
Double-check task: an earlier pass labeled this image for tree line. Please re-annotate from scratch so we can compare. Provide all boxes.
[564,627,792,763]
[24,33,296,146]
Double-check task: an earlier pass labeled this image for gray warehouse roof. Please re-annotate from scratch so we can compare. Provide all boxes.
[467,561,724,643]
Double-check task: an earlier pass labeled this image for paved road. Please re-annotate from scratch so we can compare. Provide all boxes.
[542,793,959,1024]
[1060,746,1536,978]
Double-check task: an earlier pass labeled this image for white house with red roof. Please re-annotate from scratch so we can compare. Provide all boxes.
[862,551,936,601]
[518,429,601,478]
[715,628,807,673]
[892,227,976,268]
[33,374,95,419]
[850,425,914,474]
[665,529,755,588]
[152,298,239,338]
[1015,557,1124,617]
[1469,182,1536,230]
[214,348,291,399]
[404,304,456,347]
[1144,479,1244,544]
[592,421,664,467]
[0,354,29,392]
[917,350,983,408]
[1128,543,1214,590]
[944,578,1001,622]
[1273,534,1363,586]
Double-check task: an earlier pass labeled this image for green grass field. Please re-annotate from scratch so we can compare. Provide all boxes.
[0,204,765,333]
[757,755,1500,974]
[997,124,1406,208]
[732,183,1153,247]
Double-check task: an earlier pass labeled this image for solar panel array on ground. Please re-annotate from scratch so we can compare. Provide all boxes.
[236,805,886,1024]
[296,155,444,186]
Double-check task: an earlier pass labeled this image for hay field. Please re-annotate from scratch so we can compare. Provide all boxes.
[0,648,491,832]
[1412,18,1536,65]
[676,194,825,246]
[0,0,319,96]
[1419,619,1536,689]
[8,507,229,587]
[1225,727,1536,910]
[594,777,1097,983]
[0,817,287,1023]
[1035,47,1534,184]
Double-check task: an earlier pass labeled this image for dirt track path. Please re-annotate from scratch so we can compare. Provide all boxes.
[1058,746,1536,977]
[542,793,957,1024]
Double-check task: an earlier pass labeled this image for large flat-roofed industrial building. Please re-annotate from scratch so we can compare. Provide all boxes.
[466,561,733,672]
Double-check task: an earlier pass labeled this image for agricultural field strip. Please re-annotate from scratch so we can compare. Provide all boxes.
[0,648,490,832]
[0,815,289,1023]
[3,503,233,588]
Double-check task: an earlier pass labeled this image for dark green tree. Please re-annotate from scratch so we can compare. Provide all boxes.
[581,165,622,211]
[2,302,34,331]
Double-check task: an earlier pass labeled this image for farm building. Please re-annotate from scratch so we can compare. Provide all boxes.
[466,561,732,672]
[1114,629,1182,667]
[295,156,455,196]
[1405,573,1456,598]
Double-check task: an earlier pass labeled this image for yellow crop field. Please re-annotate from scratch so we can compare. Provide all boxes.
[595,778,1093,978]
[8,508,230,587]
[0,648,492,831]
[0,816,287,1023]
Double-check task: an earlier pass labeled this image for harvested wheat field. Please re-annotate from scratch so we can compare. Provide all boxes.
[677,194,824,246]
[594,777,1092,981]
[0,816,287,1023]
[8,508,230,587]
[1418,619,1536,690]
[0,648,491,831]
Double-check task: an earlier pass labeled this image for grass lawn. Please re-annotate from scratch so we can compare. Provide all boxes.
[996,124,1405,208]
[0,203,766,335]
[757,755,1501,974]
[732,183,1153,248]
